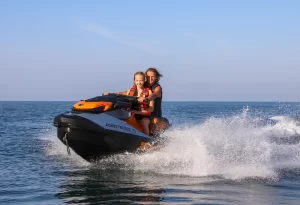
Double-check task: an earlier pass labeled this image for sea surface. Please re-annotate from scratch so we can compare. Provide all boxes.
[1,101,300,205]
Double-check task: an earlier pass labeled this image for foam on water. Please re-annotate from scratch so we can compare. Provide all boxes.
[268,115,300,136]
[42,129,90,168]
[130,110,277,180]
[44,108,300,180]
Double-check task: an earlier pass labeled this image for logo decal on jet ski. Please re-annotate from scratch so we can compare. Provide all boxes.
[105,123,136,133]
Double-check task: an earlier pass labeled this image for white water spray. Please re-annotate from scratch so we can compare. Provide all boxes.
[43,108,300,180]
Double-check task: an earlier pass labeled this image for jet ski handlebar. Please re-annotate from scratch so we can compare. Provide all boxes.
[116,94,139,101]
[102,93,139,102]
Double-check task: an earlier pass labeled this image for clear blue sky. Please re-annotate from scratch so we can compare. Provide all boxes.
[0,0,299,101]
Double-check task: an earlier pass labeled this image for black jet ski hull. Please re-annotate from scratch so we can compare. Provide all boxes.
[54,113,151,162]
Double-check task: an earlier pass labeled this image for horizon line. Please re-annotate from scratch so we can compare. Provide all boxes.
[0,100,299,103]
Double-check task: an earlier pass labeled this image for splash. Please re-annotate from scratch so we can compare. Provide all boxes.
[268,116,300,136]
[43,108,300,181]
[95,108,300,180]
[131,112,276,180]
[42,129,90,168]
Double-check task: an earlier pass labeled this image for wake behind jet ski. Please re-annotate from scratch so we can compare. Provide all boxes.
[53,94,170,162]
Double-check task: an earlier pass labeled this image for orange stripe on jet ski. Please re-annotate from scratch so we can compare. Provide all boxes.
[73,101,113,111]
[124,114,143,133]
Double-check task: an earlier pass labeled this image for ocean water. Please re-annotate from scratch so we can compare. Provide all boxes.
[1,101,300,204]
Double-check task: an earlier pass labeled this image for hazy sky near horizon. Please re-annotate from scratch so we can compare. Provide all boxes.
[0,0,299,101]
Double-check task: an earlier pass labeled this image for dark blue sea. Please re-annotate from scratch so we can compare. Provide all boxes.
[1,101,300,205]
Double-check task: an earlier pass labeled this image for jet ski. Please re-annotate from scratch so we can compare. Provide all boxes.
[53,93,170,162]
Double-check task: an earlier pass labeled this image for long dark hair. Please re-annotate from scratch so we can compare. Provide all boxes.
[145,67,163,83]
